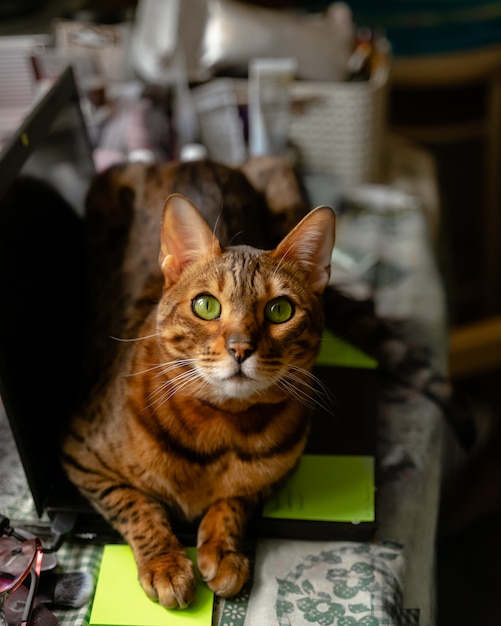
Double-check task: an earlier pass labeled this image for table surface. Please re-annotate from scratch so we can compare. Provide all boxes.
[0,154,448,626]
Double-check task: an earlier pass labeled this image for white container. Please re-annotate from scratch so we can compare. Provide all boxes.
[289,69,388,186]
[248,57,297,158]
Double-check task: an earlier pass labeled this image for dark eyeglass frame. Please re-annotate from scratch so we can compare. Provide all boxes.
[0,519,44,626]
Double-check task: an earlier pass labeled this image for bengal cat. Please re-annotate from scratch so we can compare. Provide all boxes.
[61,157,336,609]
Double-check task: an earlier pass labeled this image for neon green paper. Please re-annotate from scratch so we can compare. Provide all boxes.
[262,455,375,522]
[316,329,378,369]
[89,545,214,626]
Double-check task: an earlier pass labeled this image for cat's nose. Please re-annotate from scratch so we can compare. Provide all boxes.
[226,336,256,364]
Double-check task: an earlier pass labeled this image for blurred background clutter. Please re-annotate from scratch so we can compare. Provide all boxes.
[1,1,501,624]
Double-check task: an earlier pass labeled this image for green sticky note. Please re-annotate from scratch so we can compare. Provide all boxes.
[316,329,378,369]
[89,545,214,626]
[262,455,375,523]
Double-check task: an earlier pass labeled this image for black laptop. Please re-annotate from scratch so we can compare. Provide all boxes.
[0,68,378,547]
[0,66,96,534]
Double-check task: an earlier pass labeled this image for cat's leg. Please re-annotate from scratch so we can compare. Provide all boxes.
[196,496,255,597]
[91,486,196,608]
[128,503,196,609]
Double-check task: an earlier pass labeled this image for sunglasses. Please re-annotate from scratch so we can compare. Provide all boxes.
[0,517,44,626]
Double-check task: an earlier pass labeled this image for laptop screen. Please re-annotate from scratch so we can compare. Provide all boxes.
[0,67,95,516]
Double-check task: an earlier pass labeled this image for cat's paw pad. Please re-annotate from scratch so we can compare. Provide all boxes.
[197,542,249,597]
[138,552,196,609]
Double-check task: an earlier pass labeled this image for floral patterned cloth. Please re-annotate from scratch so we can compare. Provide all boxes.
[256,540,415,626]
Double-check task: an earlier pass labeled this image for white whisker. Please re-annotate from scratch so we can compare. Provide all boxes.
[123,359,197,378]
[289,365,334,402]
[276,378,316,410]
[227,230,244,246]
[146,367,206,409]
[147,368,197,400]
[275,364,334,415]
[110,332,160,343]
[211,207,224,261]
[271,243,292,278]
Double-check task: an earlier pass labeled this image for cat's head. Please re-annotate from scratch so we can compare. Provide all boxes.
[156,194,336,407]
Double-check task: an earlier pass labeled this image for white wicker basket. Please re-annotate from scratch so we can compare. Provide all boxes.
[289,71,388,186]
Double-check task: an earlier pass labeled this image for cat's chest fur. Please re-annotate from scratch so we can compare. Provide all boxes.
[109,410,304,520]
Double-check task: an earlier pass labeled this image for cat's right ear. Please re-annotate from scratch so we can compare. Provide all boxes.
[160,194,222,287]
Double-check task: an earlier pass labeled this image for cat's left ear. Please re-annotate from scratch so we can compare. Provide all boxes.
[160,194,222,287]
[272,206,336,293]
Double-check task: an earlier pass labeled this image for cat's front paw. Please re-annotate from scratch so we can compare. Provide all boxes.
[197,541,249,597]
[138,551,196,609]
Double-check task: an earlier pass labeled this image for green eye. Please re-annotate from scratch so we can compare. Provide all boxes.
[192,294,221,320]
[265,297,294,324]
